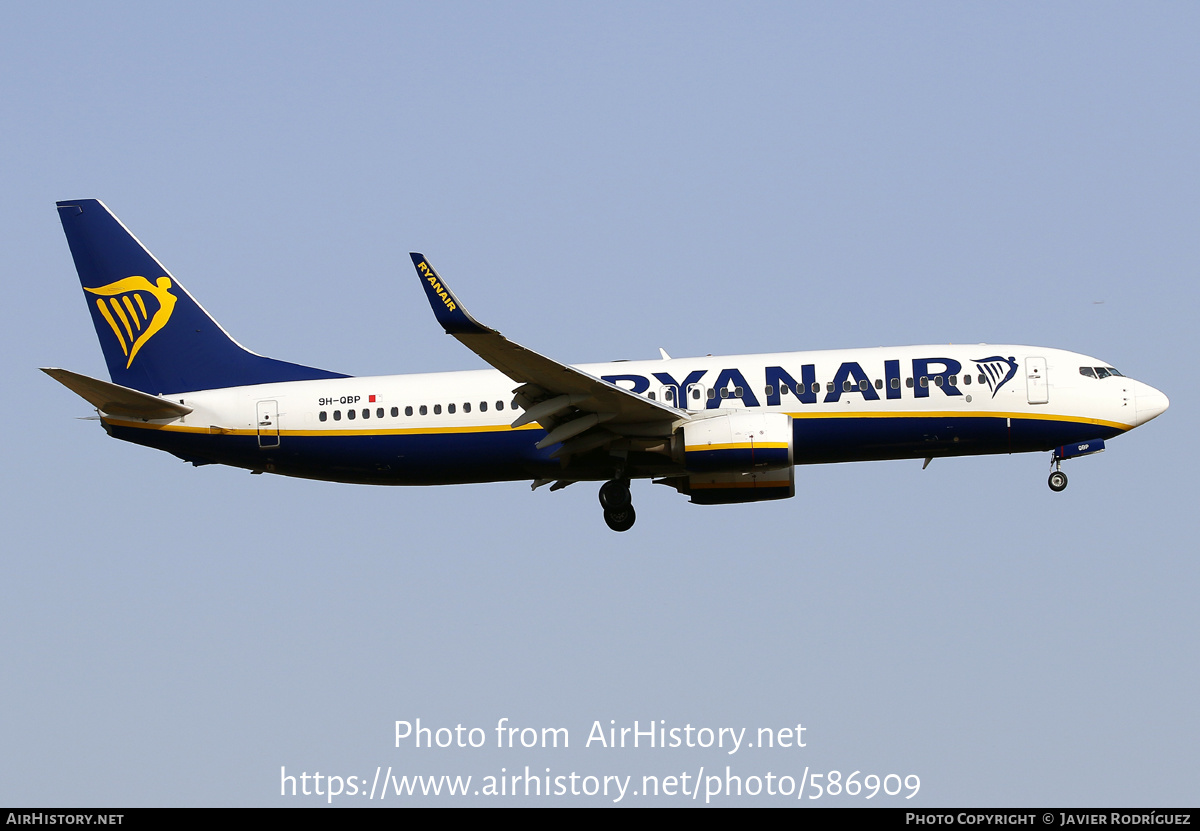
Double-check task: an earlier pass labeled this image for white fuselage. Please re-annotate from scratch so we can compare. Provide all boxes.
[99,344,1168,486]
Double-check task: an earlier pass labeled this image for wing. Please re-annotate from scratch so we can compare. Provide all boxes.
[409,254,686,456]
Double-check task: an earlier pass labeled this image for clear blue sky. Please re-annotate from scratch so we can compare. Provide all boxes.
[2,2,1196,806]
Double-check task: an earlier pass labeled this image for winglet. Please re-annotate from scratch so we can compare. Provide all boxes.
[409,253,491,335]
[405,252,685,426]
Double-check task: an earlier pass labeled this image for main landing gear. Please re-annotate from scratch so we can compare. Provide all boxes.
[599,479,636,532]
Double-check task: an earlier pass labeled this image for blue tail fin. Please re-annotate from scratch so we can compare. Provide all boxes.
[57,199,348,394]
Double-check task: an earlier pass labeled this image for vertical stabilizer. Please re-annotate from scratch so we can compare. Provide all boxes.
[57,199,347,394]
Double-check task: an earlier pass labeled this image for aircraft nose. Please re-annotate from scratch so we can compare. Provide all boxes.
[1134,383,1169,426]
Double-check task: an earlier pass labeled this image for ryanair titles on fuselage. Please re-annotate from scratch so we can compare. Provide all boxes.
[598,353,1019,409]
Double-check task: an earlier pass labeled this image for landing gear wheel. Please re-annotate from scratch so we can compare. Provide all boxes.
[1048,470,1068,492]
[598,479,631,510]
[604,505,636,532]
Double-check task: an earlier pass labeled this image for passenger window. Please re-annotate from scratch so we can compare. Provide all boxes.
[434,404,442,415]
[811,382,820,394]
[347,409,356,420]
[891,378,900,389]
[707,389,716,400]
[963,375,971,385]
[691,388,700,400]
[874,379,882,389]
[947,375,956,386]
[480,401,488,412]
[512,398,519,409]
[405,406,413,416]
[934,376,943,387]
[419,405,428,415]
[390,407,398,417]
[859,379,868,391]
[827,382,835,393]
[496,401,504,410]
[734,386,744,397]
[464,402,472,413]
[319,411,328,422]
[978,374,985,384]
[333,410,341,421]
[448,403,456,414]
[664,389,674,402]
[920,377,928,388]
[648,391,656,400]
[377,408,385,418]
[720,388,730,399]
[843,380,851,392]
[765,385,774,397]
[906,378,914,388]
[362,408,370,418]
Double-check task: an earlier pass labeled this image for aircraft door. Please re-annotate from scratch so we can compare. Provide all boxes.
[1026,357,1048,405]
[686,382,709,411]
[257,399,280,448]
[659,385,678,408]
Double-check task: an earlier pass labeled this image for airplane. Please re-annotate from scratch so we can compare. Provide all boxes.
[44,199,1169,531]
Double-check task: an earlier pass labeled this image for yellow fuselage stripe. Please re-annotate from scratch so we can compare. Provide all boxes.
[102,417,542,436]
[784,410,1129,432]
[103,409,1130,436]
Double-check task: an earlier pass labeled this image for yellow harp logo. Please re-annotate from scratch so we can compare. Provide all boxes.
[85,276,178,368]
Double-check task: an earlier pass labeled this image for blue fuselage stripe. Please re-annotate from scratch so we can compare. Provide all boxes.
[105,412,1123,485]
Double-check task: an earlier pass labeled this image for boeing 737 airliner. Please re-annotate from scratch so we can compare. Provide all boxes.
[45,200,1169,530]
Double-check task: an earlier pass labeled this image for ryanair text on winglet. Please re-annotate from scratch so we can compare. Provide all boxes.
[417,261,457,312]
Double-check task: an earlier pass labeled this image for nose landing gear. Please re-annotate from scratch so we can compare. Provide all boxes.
[1046,438,1105,492]
[1048,452,1069,492]
[599,479,635,531]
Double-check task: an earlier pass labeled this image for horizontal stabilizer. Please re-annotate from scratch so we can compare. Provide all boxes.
[41,367,193,419]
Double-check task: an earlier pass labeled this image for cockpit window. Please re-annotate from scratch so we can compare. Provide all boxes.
[1094,367,1112,379]
[1106,367,1123,377]
[1081,366,1124,379]
[1079,367,1096,379]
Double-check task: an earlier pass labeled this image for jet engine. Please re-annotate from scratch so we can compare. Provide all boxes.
[662,411,795,504]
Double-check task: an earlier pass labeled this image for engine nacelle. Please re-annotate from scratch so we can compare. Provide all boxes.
[672,411,795,504]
